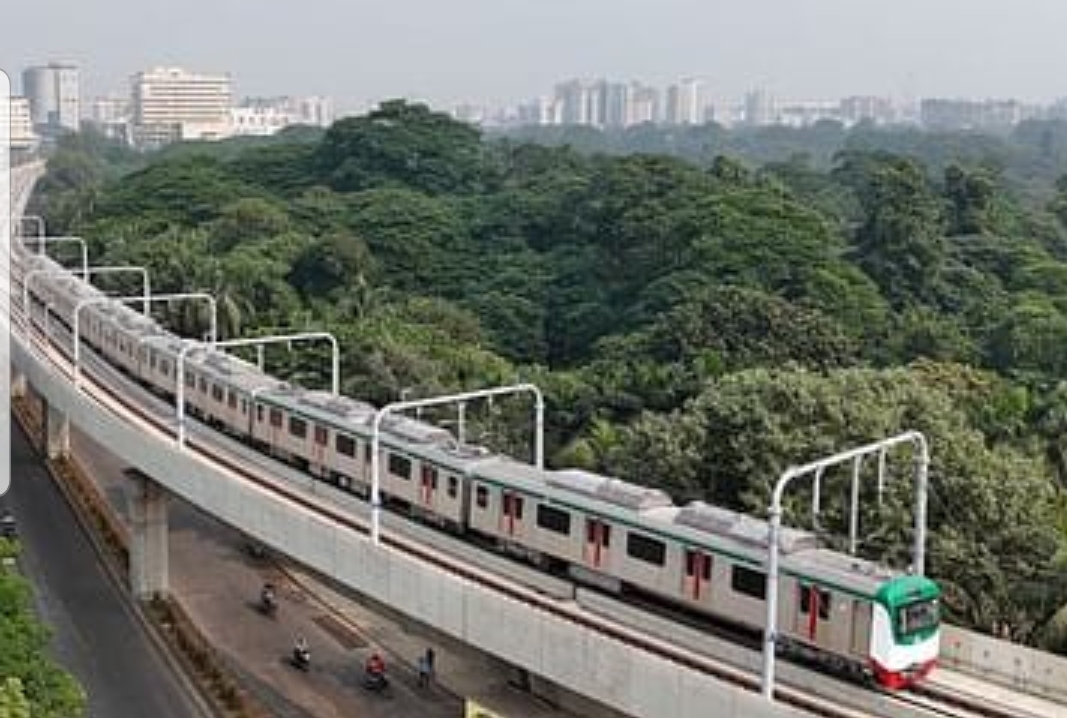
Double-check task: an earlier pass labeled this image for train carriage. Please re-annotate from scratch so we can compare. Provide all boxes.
[467,457,549,559]
[375,415,456,510]
[277,392,377,489]
[252,386,308,461]
[385,434,487,527]
[139,334,185,396]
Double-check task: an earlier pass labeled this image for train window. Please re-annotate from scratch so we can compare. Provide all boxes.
[212,385,224,402]
[421,466,438,489]
[160,360,170,375]
[475,485,489,508]
[731,566,767,600]
[269,408,282,428]
[336,433,356,457]
[185,372,195,388]
[240,399,247,415]
[227,392,237,409]
[198,377,207,394]
[389,454,412,479]
[364,444,372,463]
[799,585,832,620]
[256,405,264,422]
[289,417,307,438]
[626,532,666,565]
[536,505,571,535]
[447,476,459,498]
[149,353,157,369]
[314,425,328,446]
[898,599,939,635]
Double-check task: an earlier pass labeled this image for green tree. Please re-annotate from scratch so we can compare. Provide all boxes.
[852,157,946,307]
[316,100,487,194]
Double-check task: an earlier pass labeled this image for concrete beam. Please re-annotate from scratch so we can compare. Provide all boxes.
[127,470,169,599]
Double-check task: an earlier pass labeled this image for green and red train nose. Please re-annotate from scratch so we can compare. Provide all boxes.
[870,574,942,688]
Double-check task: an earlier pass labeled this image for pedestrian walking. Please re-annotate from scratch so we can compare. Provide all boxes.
[417,654,430,688]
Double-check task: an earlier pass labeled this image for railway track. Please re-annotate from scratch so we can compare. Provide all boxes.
[9,296,1053,718]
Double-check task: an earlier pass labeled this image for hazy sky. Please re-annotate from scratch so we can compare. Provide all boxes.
[3,0,1066,112]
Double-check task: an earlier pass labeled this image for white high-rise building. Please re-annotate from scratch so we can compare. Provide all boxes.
[87,95,132,142]
[131,67,232,147]
[291,95,334,127]
[10,97,39,150]
[627,84,659,125]
[665,78,707,125]
[22,62,80,132]
[744,88,776,126]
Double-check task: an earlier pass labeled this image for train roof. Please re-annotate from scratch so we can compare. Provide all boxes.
[399,438,496,472]
[669,502,898,594]
[187,347,282,393]
[673,502,818,555]
[469,455,549,487]
[262,388,492,470]
[99,302,162,338]
[293,391,376,424]
[548,469,674,511]
[788,548,897,595]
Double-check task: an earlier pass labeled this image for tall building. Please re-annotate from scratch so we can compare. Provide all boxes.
[86,95,132,142]
[130,67,232,147]
[291,95,335,127]
[21,62,80,133]
[627,84,660,125]
[554,79,611,126]
[743,89,776,126]
[9,97,39,151]
[665,78,707,125]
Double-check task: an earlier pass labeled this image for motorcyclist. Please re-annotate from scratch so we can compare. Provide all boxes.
[293,636,310,667]
[365,652,386,679]
[260,582,276,612]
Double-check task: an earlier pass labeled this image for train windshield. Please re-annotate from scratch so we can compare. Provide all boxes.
[897,597,939,635]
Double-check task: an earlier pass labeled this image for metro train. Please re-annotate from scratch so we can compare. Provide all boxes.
[15,249,940,689]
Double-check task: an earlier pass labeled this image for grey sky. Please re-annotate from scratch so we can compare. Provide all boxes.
[2,0,1065,112]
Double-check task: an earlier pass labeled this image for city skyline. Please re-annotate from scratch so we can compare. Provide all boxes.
[4,0,1067,114]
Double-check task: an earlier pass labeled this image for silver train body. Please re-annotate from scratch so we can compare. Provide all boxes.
[16,251,940,686]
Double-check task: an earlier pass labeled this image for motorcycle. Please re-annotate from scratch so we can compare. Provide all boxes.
[362,654,388,692]
[362,669,389,692]
[290,645,311,672]
[258,586,278,617]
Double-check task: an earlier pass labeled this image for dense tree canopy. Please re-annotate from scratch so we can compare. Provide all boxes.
[34,101,1067,650]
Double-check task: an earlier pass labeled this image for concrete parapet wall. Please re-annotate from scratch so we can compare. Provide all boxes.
[940,624,1067,702]
[14,337,810,718]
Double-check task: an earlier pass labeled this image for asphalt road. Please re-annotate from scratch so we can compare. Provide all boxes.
[3,420,211,718]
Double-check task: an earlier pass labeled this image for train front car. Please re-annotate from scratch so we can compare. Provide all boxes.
[869,574,940,688]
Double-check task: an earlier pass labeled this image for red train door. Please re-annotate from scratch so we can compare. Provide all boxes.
[798,584,830,642]
[501,492,523,537]
[313,424,328,470]
[684,548,713,601]
[420,465,437,508]
[584,518,612,569]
